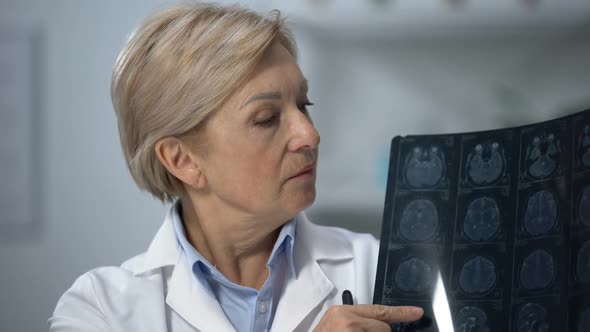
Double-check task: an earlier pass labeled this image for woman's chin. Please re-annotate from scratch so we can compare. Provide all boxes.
[285,187,316,215]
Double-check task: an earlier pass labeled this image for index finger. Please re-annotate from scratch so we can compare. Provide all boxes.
[349,304,424,323]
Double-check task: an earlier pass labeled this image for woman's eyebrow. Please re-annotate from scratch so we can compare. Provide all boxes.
[240,91,281,109]
[239,79,308,109]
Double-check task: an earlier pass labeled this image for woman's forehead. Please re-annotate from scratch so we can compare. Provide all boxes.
[212,44,306,115]
[238,63,305,101]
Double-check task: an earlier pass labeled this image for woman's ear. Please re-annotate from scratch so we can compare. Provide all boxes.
[154,137,207,190]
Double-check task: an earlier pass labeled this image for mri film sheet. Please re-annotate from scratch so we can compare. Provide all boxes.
[374,109,590,331]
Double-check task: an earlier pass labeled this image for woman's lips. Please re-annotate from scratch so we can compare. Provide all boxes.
[289,166,315,181]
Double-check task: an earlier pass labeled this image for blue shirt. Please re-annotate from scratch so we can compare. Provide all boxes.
[171,202,296,332]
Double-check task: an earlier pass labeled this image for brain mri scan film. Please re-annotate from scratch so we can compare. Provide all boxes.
[525,133,560,179]
[578,125,590,168]
[577,241,590,284]
[578,186,590,227]
[374,110,590,331]
[523,190,558,237]
[516,303,550,332]
[466,142,505,186]
[394,257,435,294]
[578,307,590,332]
[454,306,491,332]
[400,199,439,242]
[404,146,445,189]
[459,256,497,295]
[519,249,555,290]
[463,197,501,242]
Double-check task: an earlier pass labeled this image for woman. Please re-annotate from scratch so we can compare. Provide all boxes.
[49,3,423,331]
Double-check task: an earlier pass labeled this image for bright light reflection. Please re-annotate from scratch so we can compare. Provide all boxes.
[432,271,454,332]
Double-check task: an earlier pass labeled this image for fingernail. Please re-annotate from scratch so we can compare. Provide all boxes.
[411,307,424,316]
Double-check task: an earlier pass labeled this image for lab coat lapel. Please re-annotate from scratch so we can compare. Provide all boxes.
[134,206,236,331]
[271,244,334,332]
[271,213,353,332]
[133,207,180,275]
[166,253,237,332]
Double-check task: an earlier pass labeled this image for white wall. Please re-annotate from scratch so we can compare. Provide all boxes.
[0,1,172,331]
[0,0,589,331]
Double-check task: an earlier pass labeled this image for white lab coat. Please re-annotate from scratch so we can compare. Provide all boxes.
[49,209,379,332]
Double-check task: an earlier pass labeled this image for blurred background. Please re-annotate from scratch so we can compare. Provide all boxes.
[1,0,589,330]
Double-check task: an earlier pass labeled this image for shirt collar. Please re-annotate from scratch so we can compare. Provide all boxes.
[271,215,296,276]
[171,201,297,279]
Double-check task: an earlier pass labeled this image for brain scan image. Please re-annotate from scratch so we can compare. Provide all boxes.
[454,306,491,332]
[523,190,558,237]
[463,197,501,242]
[578,307,590,332]
[576,241,590,283]
[395,257,434,294]
[578,125,590,168]
[404,145,445,189]
[465,141,505,186]
[459,256,497,294]
[525,133,560,179]
[399,199,439,242]
[519,249,555,290]
[578,186,590,227]
[517,303,550,332]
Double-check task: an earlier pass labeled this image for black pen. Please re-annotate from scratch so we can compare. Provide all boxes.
[342,289,353,305]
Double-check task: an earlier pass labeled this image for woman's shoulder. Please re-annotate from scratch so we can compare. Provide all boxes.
[57,252,162,304]
[49,254,167,331]
[48,266,132,331]
[63,252,150,292]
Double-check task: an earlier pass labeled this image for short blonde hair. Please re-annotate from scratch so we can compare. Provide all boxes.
[111,2,297,202]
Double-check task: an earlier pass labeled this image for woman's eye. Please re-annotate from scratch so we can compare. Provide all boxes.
[255,115,279,127]
[298,102,314,113]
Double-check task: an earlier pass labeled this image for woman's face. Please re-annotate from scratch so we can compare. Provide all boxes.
[192,42,320,221]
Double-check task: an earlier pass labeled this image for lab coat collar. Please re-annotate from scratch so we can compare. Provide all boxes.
[167,250,237,331]
[295,211,354,266]
[133,207,237,331]
[270,212,354,331]
[133,205,180,275]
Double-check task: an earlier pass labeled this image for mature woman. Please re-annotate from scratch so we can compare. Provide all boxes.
[49,3,423,331]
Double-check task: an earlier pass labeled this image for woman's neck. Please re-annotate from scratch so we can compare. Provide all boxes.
[179,196,282,290]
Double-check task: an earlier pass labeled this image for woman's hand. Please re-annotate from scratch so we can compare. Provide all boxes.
[313,304,424,332]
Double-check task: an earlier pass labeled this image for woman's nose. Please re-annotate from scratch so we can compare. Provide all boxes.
[287,110,320,152]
